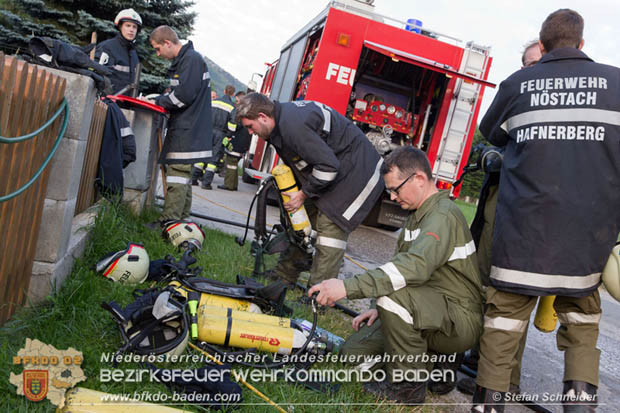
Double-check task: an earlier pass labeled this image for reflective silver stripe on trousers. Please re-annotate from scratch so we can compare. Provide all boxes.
[312,168,337,182]
[314,102,331,135]
[226,151,242,157]
[316,236,346,250]
[557,312,602,325]
[484,316,528,332]
[490,266,601,290]
[226,164,237,170]
[170,79,179,86]
[377,296,413,325]
[295,160,308,170]
[342,158,383,221]
[354,356,381,372]
[120,127,133,137]
[501,108,620,132]
[166,150,212,160]
[168,91,185,108]
[166,176,191,185]
[379,262,406,291]
[113,64,130,73]
[448,240,476,261]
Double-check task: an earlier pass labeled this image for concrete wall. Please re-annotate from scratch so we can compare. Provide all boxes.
[27,68,160,302]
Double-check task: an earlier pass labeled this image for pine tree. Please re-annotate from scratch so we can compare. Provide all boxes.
[0,0,196,93]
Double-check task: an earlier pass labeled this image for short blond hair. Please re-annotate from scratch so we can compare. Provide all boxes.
[149,25,180,45]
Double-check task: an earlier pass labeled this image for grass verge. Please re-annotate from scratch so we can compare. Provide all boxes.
[1,202,450,412]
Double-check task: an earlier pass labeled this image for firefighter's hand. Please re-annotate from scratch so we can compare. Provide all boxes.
[308,279,346,307]
[283,190,307,212]
[352,309,378,331]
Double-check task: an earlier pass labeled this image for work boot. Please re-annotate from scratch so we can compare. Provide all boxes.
[458,378,520,396]
[364,379,427,404]
[217,184,235,191]
[191,179,198,186]
[562,381,597,412]
[471,385,505,413]
[428,353,464,395]
[200,182,212,190]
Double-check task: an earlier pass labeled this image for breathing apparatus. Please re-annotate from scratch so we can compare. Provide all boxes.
[271,164,314,254]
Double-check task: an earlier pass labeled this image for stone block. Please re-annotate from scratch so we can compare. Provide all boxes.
[28,208,95,304]
[36,65,97,142]
[122,188,148,215]
[45,138,87,201]
[34,198,77,263]
[123,109,161,191]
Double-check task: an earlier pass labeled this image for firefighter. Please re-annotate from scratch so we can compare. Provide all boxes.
[472,9,620,412]
[308,147,483,404]
[456,38,543,397]
[95,8,142,94]
[147,26,213,225]
[200,85,237,190]
[236,93,385,286]
[218,91,248,191]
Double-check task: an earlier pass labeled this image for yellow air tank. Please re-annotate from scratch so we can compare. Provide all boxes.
[168,281,262,313]
[534,296,558,333]
[197,313,309,355]
[271,164,313,252]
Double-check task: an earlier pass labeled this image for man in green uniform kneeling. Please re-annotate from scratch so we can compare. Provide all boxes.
[309,146,483,404]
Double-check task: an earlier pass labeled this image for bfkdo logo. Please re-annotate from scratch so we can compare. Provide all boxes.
[23,370,48,402]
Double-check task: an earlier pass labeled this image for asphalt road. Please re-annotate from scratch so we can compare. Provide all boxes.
[182,174,620,412]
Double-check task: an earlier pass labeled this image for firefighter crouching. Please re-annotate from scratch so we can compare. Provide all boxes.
[198,85,237,189]
[146,26,213,226]
[236,93,385,287]
[309,147,483,404]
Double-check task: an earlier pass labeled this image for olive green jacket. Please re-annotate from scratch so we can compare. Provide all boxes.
[344,191,482,310]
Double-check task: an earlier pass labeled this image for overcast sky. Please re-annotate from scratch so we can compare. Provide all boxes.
[189,0,620,116]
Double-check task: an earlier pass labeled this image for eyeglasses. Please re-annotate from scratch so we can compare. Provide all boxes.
[385,172,416,196]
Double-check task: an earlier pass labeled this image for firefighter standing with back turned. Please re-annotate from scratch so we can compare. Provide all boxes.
[147,26,213,227]
[309,146,483,404]
[219,91,249,191]
[199,85,237,189]
[472,9,620,412]
[456,38,543,397]
[236,92,385,287]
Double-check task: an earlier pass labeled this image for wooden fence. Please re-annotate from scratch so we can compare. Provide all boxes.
[75,100,107,215]
[0,53,67,324]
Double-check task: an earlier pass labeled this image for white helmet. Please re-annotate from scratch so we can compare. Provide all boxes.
[96,243,149,285]
[114,8,142,28]
[163,221,205,250]
[602,244,620,302]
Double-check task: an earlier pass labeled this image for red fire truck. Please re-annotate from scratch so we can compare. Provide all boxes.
[244,0,494,228]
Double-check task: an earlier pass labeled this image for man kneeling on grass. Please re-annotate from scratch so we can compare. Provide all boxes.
[309,146,483,404]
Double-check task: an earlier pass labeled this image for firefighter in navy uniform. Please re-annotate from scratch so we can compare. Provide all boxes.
[309,147,483,404]
[236,93,385,286]
[95,9,141,94]
[148,26,213,225]
[218,91,248,191]
[472,9,620,412]
[199,85,237,189]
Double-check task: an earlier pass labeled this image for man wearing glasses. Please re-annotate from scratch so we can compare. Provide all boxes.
[309,146,483,404]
